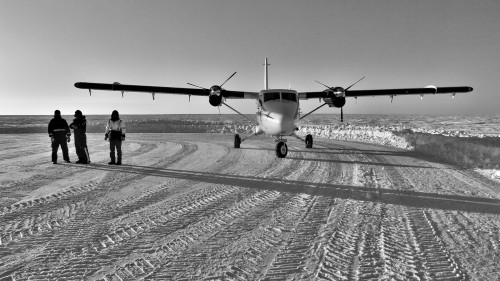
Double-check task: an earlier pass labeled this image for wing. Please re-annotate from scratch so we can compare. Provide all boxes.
[74,82,259,99]
[299,86,473,99]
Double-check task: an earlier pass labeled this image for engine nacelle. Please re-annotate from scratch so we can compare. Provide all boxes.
[324,87,346,108]
[332,97,346,107]
[209,85,223,106]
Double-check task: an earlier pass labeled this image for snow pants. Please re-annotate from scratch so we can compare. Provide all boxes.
[74,134,90,163]
[51,134,69,163]
[109,139,122,162]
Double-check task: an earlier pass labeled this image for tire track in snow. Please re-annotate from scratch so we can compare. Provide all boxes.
[0,140,174,250]
[312,140,469,280]
[430,210,500,279]
[5,141,198,280]
[369,148,499,279]
[375,157,469,280]
[91,144,302,280]
[405,209,468,280]
[12,138,272,279]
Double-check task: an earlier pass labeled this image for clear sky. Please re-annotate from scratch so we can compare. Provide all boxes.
[1,0,499,116]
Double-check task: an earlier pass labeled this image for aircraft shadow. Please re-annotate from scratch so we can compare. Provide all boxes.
[81,163,500,215]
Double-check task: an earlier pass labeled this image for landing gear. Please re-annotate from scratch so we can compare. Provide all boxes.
[275,141,288,158]
[234,134,241,148]
[305,134,313,148]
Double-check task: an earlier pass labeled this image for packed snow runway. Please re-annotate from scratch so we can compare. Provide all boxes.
[1,133,499,280]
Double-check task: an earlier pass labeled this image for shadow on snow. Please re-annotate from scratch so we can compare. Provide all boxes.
[80,163,500,215]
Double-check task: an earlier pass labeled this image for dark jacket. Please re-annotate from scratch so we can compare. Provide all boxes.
[48,116,71,138]
[70,116,87,138]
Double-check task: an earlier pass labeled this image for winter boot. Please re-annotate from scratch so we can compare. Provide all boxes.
[108,152,116,165]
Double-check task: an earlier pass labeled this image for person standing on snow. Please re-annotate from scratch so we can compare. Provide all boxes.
[69,110,90,164]
[105,110,126,165]
[48,110,71,164]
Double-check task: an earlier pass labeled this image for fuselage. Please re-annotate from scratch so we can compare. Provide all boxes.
[255,89,299,136]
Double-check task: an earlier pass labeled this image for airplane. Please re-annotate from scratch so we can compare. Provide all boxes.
[74,58,473,158]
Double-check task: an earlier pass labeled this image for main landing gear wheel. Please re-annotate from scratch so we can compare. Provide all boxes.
[305,134,313,148]
[275,141,288,158]
[234,134,241,148]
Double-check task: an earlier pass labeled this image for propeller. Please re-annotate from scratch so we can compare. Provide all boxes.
[187,83,208,90]
[220,71,237,88]
[187,72,238,108]
[345,76,365,91]
[187,71,237,91]
[314,76,365,122]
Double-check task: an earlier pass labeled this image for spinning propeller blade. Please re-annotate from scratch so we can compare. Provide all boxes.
[220,72,237,88]
[187,83,208,90]
[315,80,334,91]
[345,76,365,91]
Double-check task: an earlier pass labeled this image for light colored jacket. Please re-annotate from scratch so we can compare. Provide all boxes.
[105,119,126,135]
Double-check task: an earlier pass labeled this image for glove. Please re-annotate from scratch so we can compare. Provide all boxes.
[50,136,55,143]
[67,136,71,143]
[121,134,126,141]
[104,133,108,141]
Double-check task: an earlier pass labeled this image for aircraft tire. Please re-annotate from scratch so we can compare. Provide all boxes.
[275,141,288,158]
[234,134,241,148]
[305,134,313,148]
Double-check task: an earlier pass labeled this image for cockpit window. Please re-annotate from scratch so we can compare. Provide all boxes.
[281,92,297,102]
[263,92,280,102]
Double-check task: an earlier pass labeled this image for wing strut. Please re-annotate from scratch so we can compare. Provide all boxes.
[300,103,328,120]
[222,102,255,124]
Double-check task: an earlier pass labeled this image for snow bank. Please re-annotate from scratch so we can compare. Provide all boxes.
[297,124,411,150]
[215,121,500,171]
[296,124,500,170]
[395,130,500,169]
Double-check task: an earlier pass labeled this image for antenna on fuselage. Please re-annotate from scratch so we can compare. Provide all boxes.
[263,57,270,90]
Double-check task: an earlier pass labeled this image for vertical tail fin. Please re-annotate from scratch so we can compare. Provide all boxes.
[264,57,269,90]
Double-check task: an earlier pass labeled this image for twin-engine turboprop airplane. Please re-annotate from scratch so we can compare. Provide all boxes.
[74,58,473,158]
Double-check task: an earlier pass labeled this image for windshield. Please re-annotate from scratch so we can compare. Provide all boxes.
[281,92,297,102]
[263,92,280,102]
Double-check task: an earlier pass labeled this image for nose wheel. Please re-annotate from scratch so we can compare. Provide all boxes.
[275,141,288,158]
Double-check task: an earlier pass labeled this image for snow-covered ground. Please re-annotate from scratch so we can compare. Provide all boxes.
[0,133,499,280]
[295,124,500,181]
[215,116,500,183]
